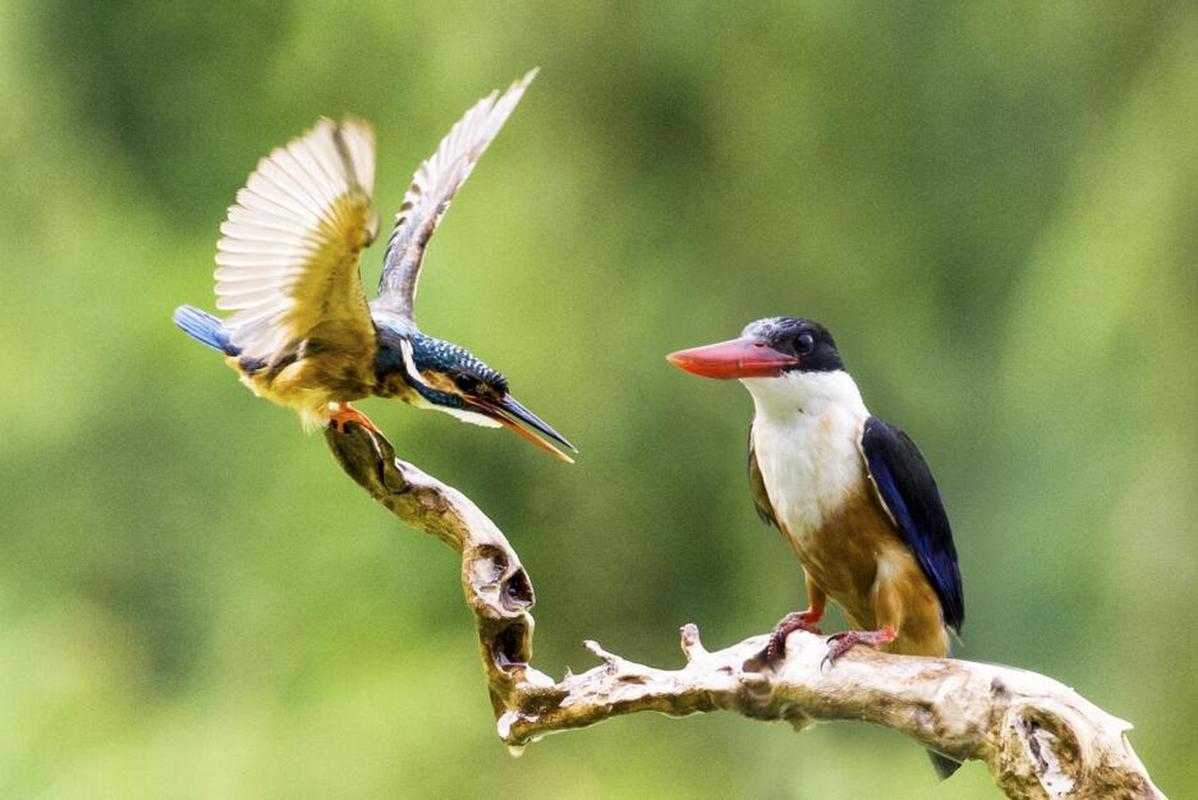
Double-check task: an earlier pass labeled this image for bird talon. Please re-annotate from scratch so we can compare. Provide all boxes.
[327,404,380,436]
[762,609,824,664]
[821,626,897,669]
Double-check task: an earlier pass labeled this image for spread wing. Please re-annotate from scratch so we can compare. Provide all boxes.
[214,117,379,360]
[859,417,965,632]
[374,68,537,322]
[748,425,779,528]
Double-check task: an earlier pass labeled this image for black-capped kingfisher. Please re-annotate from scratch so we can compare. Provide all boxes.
[668,317,964,775]
[173,69,575,462]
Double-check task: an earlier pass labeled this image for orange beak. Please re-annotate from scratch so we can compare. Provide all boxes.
[666,336,798,380]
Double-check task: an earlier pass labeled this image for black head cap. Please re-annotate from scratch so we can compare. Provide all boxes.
[407,331,509,404]
[742,316,844,373]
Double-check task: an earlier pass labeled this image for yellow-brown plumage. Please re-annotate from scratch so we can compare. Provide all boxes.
[175,71,576,461]
[781,482,949,657]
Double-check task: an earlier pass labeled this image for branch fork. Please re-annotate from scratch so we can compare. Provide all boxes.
[325,423,1163,800]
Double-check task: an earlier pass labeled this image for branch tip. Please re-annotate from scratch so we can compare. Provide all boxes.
[680,623,707,661]
[584,639,620,669]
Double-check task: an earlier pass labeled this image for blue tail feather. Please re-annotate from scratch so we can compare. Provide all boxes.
[173,305,238,355]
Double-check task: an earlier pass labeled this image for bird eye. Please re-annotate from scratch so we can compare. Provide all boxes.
[454,374,480,393]
[796,332,815,353]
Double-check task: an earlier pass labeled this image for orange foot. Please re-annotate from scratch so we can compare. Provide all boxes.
[327,404,380,435]
[764,608,824,663]
[821,626,897,670]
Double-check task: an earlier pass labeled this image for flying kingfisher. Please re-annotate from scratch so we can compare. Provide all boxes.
[667,316,964,777]
[173,69,575,462]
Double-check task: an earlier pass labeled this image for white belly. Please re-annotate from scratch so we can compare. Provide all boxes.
[743,370,871,557]
[752,407,867,553]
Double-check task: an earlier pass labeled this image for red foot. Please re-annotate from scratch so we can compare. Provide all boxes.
[821,626,897,670]
[764,608,824,663]
[328,404,380,435]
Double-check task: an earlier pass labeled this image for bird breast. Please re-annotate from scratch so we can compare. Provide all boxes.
[752,404,868,553]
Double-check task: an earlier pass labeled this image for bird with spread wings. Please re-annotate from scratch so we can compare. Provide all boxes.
[174,69,575,462]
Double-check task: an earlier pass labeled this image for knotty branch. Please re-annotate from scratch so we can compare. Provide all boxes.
[325,424,1163,800]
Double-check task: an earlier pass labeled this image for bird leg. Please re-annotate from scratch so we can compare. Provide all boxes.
[328,403,380,435]
[763,578,827,662]
[764,608,824,663]
[821,626,897,669]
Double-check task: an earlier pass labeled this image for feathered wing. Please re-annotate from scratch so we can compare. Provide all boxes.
[374,68,538,321]
[748,426,780,528]
[214,118,379,361]
[859,417,965,632]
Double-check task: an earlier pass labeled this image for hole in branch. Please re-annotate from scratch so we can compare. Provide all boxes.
[503,568,535,610]
[474,545,508,584]
[492,622,530,668]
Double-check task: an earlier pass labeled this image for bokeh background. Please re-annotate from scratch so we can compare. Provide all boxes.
[2,2,1195,797]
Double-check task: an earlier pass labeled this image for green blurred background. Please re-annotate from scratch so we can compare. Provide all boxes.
[1,2,1195,797]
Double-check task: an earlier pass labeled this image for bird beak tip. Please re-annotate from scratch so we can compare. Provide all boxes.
[472,393,577,463]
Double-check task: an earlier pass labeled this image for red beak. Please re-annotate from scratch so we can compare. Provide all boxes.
[666,336,798,380]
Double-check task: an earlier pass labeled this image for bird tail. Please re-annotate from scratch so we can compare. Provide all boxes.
[927,749,962,779]
[173,305,238,355]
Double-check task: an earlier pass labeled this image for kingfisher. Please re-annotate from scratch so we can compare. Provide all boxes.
[172,69,575,462]
[667,316,964,777]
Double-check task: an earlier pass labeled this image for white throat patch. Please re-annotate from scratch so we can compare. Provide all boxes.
[741,370,866,418]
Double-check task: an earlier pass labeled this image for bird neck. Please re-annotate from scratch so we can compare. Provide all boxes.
[370,325,503,430]
[742,370,867,422]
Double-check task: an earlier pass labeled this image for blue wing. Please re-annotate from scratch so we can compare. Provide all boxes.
[860,417,964,632]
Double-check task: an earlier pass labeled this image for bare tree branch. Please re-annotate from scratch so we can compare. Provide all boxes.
[325,423,1165,800]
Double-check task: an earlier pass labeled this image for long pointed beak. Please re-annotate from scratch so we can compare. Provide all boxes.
[666,336,798,380]
[469,394,577,463]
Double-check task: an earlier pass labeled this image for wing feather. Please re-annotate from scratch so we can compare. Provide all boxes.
[859,417,965,632]
[214,117,379,360]
[374,69,538,321]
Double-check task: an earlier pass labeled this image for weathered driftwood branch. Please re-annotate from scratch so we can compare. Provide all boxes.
[325,424,1164,800]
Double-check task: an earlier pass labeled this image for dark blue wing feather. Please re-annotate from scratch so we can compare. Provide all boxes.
[860,417,964,632]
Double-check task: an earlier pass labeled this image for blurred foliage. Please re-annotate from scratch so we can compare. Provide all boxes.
[1,1,1195,797]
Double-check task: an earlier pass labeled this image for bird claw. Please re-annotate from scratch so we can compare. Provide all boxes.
[763,609,824,664]
[820,626,897,671]
[328,404,380,436]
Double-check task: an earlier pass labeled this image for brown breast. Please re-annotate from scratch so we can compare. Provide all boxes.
[782,487,949,656]
[782,486,897,624]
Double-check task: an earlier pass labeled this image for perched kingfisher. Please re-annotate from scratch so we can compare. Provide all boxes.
[172,69,574,462]
[668,316,964,777]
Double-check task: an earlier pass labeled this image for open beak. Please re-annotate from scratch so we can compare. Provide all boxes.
[666,336,798,380]
[469,394,577,463]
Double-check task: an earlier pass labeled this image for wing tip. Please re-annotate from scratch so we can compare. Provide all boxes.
[336,115,375,142]
[499,67,538,109]
[517,66,540,87]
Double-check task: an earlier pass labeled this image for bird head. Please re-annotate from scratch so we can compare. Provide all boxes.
[386,330,576,462]
[666,317,854,412]
[667,317,843,378]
